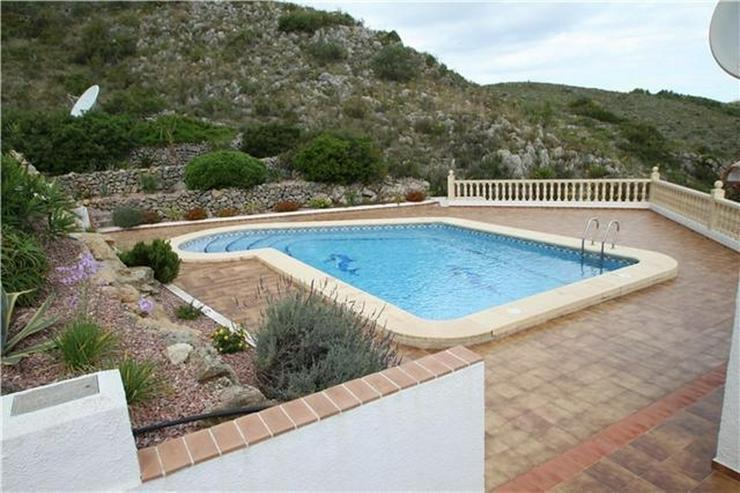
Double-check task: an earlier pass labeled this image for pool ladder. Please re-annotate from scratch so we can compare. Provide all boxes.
[580,217,600,256]
[580,218,621,271]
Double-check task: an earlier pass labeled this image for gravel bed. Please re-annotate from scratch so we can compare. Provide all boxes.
[2,236,258,449]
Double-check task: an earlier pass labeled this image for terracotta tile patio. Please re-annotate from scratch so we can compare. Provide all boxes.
[107,204,739,491]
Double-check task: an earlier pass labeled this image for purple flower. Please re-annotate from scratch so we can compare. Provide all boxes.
[138,297,154,315]
[57,251,99,286]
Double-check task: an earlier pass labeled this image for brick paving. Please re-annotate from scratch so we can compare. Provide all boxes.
[108,205,740,491]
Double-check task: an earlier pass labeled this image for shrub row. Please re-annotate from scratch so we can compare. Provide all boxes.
[1,110,236,175]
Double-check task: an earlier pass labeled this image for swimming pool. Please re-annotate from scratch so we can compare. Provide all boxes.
[171,217,678,348]
[180,223,635,320]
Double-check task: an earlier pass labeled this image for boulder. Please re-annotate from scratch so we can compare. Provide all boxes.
[212,385,266,411]
[71,233,119,261]
[194,347,238,383]
[100,284,139,303]
[166,343,193,365]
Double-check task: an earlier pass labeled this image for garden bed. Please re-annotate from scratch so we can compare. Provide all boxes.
[1,236,258,449]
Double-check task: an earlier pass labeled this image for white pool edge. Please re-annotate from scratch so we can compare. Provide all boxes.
[169,217,678,349]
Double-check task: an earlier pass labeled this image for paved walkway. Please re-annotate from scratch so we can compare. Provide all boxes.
[108,205,739,491]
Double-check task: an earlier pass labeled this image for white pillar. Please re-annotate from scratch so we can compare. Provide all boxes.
[447,169,456,200]
[2,370,141,491]
[648,166,660,202]
[709,180,725,230]
[715,279,740,475]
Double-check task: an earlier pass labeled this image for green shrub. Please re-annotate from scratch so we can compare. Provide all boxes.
[530,166,557,179]
[308,196,332,209]
[413,118,445,135]
[185,151,267,191]
[0,226,49,306]
[175,303,202,321]
[569,97,623,124]
[306,40,347,64]
[254,288,400,401]
[1,154,76,236]
[587,164,609,178]
[342,97,368,119]
[132,115,235,147]
[240,123,302,158]
[119,239,181,284]
[117,356,160,404]
[2,287,57,365]
[2,110,135,174]
[75,18,136,65]
[139,173,160,193]
[371,44,420,82]
[56,319,117,371]
[618,121,673,165]
[292,132,386,184]
[101,87,166,117]
[112,207,144,228]
[211,326,248,354]
[466,155,511,180]
[379,30,402,45]
[278,9,355,33]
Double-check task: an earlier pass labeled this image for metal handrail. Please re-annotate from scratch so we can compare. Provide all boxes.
[600,220,621,264]
[581,217,600,256]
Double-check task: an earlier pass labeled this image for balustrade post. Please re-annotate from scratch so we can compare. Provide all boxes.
[709,180,725,230]
[447,170,456,200]
[648,166,660,202]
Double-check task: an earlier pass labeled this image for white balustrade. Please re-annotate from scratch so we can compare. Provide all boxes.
[445,168,739,248]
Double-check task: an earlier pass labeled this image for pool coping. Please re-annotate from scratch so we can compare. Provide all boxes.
[169,217,678,349]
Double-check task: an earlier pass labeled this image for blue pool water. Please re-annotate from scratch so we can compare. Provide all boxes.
[181,223,636,320]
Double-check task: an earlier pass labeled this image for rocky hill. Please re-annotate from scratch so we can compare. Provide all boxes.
[2,1,738,192]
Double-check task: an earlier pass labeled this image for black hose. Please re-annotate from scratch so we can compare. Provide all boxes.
[132,403,274,436]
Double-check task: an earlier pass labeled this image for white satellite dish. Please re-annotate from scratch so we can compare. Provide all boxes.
[709,0,740,79]
[70,84,100,117]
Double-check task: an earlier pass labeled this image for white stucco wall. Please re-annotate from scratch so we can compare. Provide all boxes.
[716,279,740,472]
[1,370,140,492]
[137,363,485,491]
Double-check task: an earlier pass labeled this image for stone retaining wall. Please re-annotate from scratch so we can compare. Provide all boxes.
[86,178,429,223]
[55,153,276,199]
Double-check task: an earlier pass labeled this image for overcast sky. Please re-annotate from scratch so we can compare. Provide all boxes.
[294,1,740,102]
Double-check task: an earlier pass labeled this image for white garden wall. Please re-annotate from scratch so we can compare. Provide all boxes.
[715,279,740,473]
[136,362,485,491]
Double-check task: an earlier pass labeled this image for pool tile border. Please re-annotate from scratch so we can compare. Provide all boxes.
[137,346,484,483]
[169,217,679,349]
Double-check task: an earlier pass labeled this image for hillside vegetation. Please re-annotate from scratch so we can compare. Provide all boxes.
[2,1,738,193]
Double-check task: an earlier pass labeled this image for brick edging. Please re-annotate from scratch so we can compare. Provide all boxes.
[497,364,727,492]
[137,346,483,482]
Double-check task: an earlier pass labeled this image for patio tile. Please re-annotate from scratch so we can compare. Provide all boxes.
[183,429,219,464]
[126,205,738,490]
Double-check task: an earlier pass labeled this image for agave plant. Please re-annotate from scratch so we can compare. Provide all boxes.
[1,287,57,365]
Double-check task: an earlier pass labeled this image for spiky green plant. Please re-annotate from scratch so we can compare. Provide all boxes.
[1,287,57,365]
[56,319,117,371]
[117,356,160,405]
